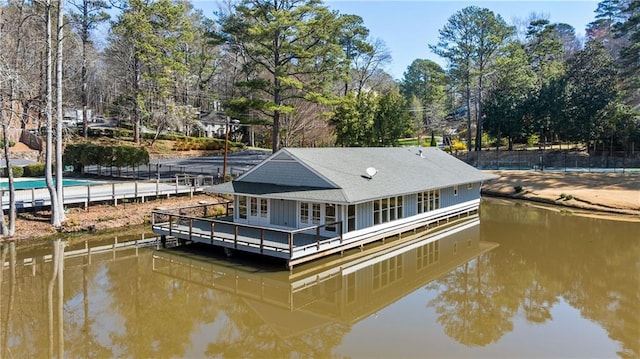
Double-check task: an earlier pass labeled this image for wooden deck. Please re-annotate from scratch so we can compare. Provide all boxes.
[151,200,480,268]
[151,205,341,262]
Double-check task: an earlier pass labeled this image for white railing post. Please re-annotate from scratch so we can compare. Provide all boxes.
[112,183,117,206]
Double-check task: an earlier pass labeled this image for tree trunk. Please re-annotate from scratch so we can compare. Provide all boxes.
[0,242,16,358]
[82,3,89,140]
[56,0,65,222]
[465,80,472,152]
[476,73,484,152]
[272,75,281,153]
[1,122,16,237]
[45,0,61,228]
[47,240,62,358]
[134,56,141,144]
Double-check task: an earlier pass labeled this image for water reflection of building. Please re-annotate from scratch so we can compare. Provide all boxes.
[152,218,498,338]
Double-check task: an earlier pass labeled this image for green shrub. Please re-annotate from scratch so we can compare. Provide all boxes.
[64,143,149,171]
[514,185,523,194]
[23,163,46,177]
[0,139,16,148]
[3,165,23,178]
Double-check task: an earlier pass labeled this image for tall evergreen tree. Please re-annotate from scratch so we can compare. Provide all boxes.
[587,0,630,57]
[69,0,110,139]
[615,0,640,102]
[400,59,447,132]
[217,0,344,152]
[564,39,618,147]
[338,14,371,96]
[372,90,411,146]
[109,0,192,144]
[483,41,537,149]
[430,6,514,151]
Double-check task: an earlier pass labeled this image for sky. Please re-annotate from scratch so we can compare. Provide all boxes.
[193,0,601,80]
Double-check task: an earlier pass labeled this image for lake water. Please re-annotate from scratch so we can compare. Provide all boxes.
[1,198,638,358]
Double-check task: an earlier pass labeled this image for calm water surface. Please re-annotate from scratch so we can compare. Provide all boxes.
[1,199,638,358]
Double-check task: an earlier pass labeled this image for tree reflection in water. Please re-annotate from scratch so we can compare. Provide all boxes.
[0,202,637,358]
[427,257,518,346]
[204,294,349,358]
[426,200,639,357]
[0,241,16,359]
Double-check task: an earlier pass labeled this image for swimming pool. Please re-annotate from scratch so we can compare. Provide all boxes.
[0,179,97,190]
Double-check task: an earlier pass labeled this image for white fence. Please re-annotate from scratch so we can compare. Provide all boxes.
[0,176,210,210]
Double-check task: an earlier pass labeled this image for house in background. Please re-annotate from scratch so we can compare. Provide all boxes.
[152,147,498,268]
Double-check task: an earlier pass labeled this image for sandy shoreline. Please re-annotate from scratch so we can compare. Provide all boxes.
[2,170,639,245]
[481,170,640,217]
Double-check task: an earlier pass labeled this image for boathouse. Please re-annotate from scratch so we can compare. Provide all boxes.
[151,147,497,268]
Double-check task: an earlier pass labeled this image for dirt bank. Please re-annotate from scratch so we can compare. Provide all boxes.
[481,170,640,216]
[5,193,222,246]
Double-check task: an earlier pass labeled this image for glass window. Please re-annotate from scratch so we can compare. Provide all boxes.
[348,205,356,231]
[260,199,268,217]
[389,196,396,221]
[238,196,247,219]
[325,204,336,232]
[374,199,381,225]
[312,203,320,224]
[300,203,309,223]
[381,198,388,223]
[250,197,257,216]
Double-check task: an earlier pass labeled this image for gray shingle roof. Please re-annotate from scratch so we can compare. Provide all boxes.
[206,147,498,204]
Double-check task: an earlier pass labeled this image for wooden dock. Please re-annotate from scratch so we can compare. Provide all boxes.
[151,201,480,268]
[1,175,211,210]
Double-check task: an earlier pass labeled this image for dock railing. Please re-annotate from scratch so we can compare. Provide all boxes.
[151,203,343,260]
[1,175,208,210]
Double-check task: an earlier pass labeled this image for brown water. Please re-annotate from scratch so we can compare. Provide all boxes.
[1,199,638,358]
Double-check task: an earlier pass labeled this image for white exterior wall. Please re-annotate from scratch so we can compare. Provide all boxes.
[404,193,418,217]
[356,202,374,229]
[232,182,482,235]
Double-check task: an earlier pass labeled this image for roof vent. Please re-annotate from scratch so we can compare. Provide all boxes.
[362,167,378,180]
[418,149,424,158]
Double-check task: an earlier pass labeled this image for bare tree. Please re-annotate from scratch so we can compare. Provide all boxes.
[55,0,65,223]
[279,98,332,147]
[0,60,19,237]
[351,38,392,95]
[45,0,62,227]
[0,0,38,236]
